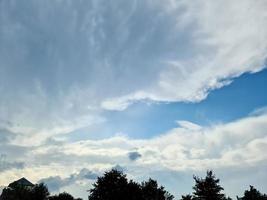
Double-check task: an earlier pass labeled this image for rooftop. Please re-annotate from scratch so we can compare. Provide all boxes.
[8,177,34,188]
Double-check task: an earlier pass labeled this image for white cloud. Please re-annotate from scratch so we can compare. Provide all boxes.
[46,111,267,172]
[1,110,267,198]
[0,0,266,134]
[1,110,266,198]
[102,0,267,110]
[176,120,202,131]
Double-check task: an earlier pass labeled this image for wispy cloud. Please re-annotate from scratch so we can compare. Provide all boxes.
[102,0,267,110]
[0,0,266,138]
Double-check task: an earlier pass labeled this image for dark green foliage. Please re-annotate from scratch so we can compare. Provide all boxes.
[31,183,50,200]
[1,171,267,200]
[237,186,267,200]
[179,170,231,200]
[180,194,194,200]
[88,169,174,200]
[49,192,82,200]
[0,184,31,200]
[88,169,129,200]
[141,179,174,200]
[192,170,226,200]
[0,183,49,200]
[127,180,143,200]
[0,182,83,200]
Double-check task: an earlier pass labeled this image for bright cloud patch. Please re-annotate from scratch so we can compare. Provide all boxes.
[101,0,267,110]
[52,112,267,171]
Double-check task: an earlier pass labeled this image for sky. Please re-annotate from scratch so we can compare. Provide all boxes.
[0,0,267,199]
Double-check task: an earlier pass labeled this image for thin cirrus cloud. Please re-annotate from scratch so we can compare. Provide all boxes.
[0,0,266,141]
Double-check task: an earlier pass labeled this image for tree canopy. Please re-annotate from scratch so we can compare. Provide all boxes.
[0,182,49,200]
[49,192,82,200]
[88,169,174,200]
[1,170,266,200]
[192,170,226,200]
[0,182,81,200]
[180,194,193,200]
[237,185,267,200]
[180,170,232,200]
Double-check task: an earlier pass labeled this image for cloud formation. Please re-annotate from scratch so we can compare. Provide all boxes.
[128,151,142,161]
[39,168,98,192]
[101,0,267,110]
[1,110,266,198]
[0,0,266,143]
[51,111,267,172]
[0,159,24,172]
[0,0,267,199]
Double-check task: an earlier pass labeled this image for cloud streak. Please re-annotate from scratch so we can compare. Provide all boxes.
[102,0,267,110]
[0,0,266,141]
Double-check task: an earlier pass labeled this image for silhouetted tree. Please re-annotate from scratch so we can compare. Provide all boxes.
[88,169,174,200]
[223,197,232,200]
[181,194,194,200]
[141,178,174,200]
[88,169,129,200]
[0,182,49,200]
[237,186,267,200]
[0,184,30,200]
[127,180,143,200]
[192,170,226,200]
[49,192,82,200]
[31,183,50,200]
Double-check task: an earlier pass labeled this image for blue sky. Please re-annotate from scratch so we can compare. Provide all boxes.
[68,69,267,140]
[0,0,267,199]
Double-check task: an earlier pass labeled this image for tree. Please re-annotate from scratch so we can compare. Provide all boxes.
[192,170,226,200]
[31,183,50,200]
[0,182,49,200]
[88,169,129,200]
[49,192,82,200]
[88,169,174,200]
[141,179,174,200]
[127,180,143,200]
[237,186,267,200]
[181,194,194,200]
[0,184,31,200]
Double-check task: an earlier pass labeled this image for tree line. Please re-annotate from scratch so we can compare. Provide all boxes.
[0,169,266,200]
